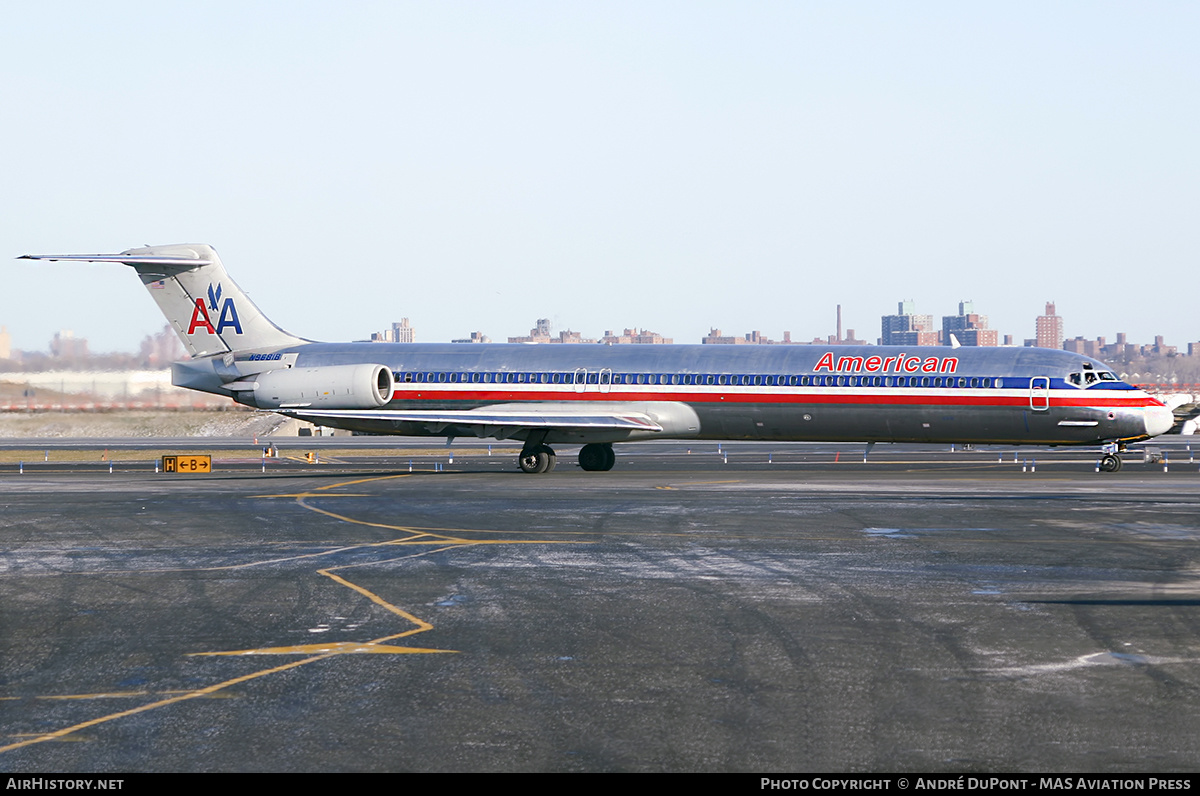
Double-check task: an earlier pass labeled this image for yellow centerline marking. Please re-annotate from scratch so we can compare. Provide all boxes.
[191,642,452,656]
[2,471,566,753]
[38,692,152,700]
[1,651,354,753]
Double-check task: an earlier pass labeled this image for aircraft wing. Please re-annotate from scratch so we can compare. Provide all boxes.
[280,407,664,435]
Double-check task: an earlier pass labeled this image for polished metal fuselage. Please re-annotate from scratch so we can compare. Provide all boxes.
[177,342,1167,447]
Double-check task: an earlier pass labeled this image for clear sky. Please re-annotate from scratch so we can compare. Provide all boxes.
[4,2,1197,353]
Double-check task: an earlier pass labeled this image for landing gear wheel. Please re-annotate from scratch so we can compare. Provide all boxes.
[1099,454,1122,473]
[519,445,557,474]
[579,443,615,472]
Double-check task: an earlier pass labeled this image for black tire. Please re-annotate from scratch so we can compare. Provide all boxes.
[519,445,557,474]
[1099,454,1122,473]
[579,443,615,472]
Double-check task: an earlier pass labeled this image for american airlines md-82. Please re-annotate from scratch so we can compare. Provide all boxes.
[20,244,1173,474]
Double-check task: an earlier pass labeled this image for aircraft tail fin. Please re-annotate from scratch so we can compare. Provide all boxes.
[19,244,304,357]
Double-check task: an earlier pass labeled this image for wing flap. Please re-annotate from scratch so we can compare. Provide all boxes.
[281,408,663,432]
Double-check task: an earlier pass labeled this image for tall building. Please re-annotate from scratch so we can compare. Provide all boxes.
[371,318,415,343]
[881,301,938,346]
[600,328,673,345]
[1035,302,1063,350]
[942,301,998,347]
[508,318,553,344]
[138,323,187,366]
[50,330,89,359]
[702,329,790,345]
[509,319,595,344]
[451,331,491,343]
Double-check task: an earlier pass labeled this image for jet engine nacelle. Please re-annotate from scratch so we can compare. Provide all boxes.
[244,364,395,410]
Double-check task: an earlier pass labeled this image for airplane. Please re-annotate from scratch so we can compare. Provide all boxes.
[20,244,1174,474]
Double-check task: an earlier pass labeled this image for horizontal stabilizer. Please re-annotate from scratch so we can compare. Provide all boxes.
[19,244,303,356]
[19,253,213,270]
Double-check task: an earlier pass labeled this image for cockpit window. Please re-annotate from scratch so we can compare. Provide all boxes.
[1068,373,1081,386]
[1084,372,1097,384]
[1099,371,1117,381]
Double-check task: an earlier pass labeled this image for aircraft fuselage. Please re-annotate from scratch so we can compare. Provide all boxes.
[178,341,1169,448]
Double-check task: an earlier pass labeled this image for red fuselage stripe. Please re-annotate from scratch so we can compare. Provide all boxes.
[388,388,1162,409]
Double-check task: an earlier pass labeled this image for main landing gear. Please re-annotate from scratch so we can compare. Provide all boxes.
[578,443,615,472]
[517,439,615,474]
[519,444,557,474]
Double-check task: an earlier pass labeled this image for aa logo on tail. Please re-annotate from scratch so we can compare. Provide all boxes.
[188,283,242,335]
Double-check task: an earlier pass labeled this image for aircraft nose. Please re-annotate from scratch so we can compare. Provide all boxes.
[1144,406,1174,438]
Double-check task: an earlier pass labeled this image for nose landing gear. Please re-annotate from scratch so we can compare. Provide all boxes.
[1098,442,1124,473]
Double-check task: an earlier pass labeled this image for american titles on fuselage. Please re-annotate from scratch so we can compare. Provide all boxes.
[814,352,956,374]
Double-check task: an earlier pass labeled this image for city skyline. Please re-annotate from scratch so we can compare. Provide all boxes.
[3,299,1196,359]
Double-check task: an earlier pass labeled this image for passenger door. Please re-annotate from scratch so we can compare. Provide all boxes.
[1029,376,1050,411]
